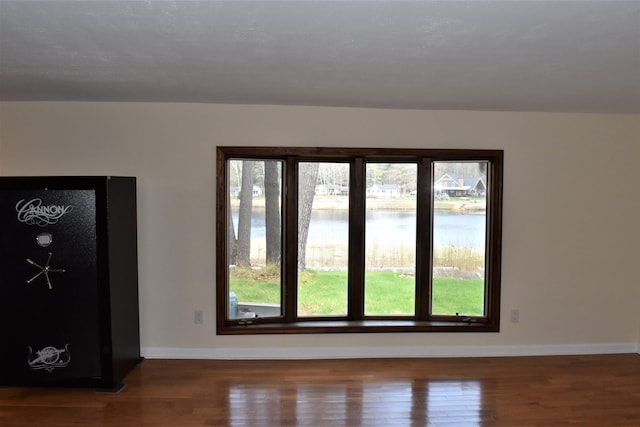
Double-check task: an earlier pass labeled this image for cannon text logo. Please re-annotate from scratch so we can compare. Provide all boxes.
[16,198,73,226]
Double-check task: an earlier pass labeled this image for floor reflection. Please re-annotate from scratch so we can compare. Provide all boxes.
[228,378,483,426]
[427,380,483,426]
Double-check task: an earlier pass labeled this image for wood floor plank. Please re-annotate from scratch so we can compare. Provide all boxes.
[0,354,639,426]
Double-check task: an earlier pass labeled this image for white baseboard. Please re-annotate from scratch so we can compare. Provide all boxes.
[142,342,639,360]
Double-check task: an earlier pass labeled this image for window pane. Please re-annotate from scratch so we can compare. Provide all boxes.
[227,159,283,319]
[364,163,417,316]
[298,162,349,317]
[432,161,487,316]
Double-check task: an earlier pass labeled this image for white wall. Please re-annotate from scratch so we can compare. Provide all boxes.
[1,102,639,358]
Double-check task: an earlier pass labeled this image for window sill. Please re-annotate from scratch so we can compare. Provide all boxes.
[218,319,499,335]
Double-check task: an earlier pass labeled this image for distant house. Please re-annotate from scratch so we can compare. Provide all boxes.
[434,174,486,197]
[367,184,400,198]
[230,186,263,197]
[229,185,262,197]
[316,184,349,196]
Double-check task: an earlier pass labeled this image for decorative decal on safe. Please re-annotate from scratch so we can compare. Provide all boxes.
[28,344,71,372]
[15,198,73,226]
[26,252,66,290]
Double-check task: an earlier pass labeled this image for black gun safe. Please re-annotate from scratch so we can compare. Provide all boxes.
[0,176,140,391]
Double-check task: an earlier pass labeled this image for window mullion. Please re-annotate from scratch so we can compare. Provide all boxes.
[485,158,503,325]
[348,157,365,320]
[284,158,298,322]
[416,158,433,320]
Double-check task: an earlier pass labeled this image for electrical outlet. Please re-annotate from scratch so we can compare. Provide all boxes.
[510,309,520,323]
[194,310,204,325]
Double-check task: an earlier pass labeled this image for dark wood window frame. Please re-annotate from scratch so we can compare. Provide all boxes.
[216,147,503,334]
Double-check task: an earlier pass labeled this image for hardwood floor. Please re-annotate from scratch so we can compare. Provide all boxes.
[1,354,639,426]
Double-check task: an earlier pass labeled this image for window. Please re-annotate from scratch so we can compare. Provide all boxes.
[216,147,503,334]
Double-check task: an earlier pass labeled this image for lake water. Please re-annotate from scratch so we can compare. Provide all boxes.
[235,209,485,249]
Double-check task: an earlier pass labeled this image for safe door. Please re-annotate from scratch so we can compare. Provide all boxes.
[0,189,102,386]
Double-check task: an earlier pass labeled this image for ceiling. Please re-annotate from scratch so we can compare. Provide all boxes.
[1,1,639,113]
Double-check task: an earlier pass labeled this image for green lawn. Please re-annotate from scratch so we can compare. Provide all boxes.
[230,268,484,316]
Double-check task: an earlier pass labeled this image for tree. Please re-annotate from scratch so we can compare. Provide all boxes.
[231,159,318,270]
[436,161,485,178]
[318,163,349,191]
[264,161,281,265]
[298,162,319,271]
[227,189,238,265]
[236,160,254,267]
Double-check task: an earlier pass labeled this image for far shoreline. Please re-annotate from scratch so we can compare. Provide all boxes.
[231,195,487,213]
